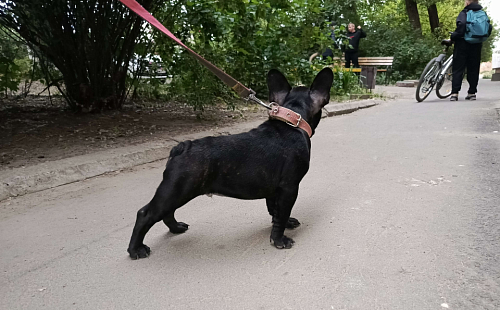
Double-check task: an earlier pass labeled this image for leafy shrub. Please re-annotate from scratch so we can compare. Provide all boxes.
[132,79,169,100]
[482,71,493,80]
[1,0,165,111]
[148,0,350,109]
[360,23,442,81]
[0,27,30,96]
[331,67,363,96]
[165,52,235,111]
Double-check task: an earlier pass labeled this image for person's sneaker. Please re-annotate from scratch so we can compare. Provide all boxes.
[465,94,476,100]
[450,94,458,101]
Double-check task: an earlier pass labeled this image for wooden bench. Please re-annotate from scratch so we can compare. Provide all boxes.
[336,57,394,85]
[309,54,394,84]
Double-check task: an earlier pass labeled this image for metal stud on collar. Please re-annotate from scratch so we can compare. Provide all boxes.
[270,102,279,113]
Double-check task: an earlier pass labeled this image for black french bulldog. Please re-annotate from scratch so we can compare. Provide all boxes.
[127,68,333,259]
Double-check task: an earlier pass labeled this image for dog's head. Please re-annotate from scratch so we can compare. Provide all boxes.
[267,68,333,136]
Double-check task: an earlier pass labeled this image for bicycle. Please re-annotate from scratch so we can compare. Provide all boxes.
[415,40,454,102]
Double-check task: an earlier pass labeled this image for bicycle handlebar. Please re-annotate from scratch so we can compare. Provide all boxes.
[441,39,454,47]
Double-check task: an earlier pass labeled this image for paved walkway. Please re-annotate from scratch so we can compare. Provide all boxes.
[1,80,499,309]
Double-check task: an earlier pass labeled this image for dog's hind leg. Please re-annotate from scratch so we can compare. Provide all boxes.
[163,210,189,234]
[127,202,160,260]
[127,179,184,259]
[270,187,299,249]
[128,169,201,259]
[266,197,301,230]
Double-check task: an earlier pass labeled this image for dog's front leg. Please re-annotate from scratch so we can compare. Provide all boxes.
[270,187,298,249]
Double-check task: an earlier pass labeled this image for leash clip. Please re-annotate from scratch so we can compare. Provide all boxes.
[246,91,272,110]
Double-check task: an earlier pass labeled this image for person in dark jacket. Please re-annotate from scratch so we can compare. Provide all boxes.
[344,23,366,68]
[322,22,339,60]
[450,0,492,101]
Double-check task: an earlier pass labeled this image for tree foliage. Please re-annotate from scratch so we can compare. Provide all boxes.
[0,0,498,110]
[0,26,30,96]
[145,0,337,107]
[359,0,497,78]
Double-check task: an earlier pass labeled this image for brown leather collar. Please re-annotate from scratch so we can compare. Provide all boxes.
[268,104,312,138]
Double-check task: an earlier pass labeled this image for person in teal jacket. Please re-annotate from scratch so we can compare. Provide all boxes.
[450,0,492,101]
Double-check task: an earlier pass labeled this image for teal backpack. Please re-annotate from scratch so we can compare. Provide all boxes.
[465,10,491,44]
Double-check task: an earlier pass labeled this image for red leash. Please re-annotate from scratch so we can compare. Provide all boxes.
[118,0,313,137]
[118,0,256,100]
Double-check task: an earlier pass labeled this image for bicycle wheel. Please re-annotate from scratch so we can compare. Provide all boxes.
[416,58,440,102]
[436,63,453,99]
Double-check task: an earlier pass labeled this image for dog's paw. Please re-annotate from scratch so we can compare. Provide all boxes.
[286,217,301,229]
[169,222,189,234]
[270,235,295,249]
[128,244,151,260]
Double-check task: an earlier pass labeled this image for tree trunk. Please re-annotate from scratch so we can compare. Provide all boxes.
[428,4,440,33]
[405,0,422,35]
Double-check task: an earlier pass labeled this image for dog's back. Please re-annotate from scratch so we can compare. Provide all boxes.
[165,121,311,200]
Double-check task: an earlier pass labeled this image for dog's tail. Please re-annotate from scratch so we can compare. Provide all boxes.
[169,140,191,159]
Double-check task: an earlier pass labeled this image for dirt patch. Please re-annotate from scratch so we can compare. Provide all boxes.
[0,95,268,170]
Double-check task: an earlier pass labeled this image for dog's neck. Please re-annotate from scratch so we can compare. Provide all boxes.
[280,89,319,125]
[268,104,313,137]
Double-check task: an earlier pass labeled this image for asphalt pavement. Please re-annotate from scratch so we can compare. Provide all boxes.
[1,80,499,309]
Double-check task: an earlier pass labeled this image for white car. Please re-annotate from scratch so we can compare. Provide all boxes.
[128,54,169,82]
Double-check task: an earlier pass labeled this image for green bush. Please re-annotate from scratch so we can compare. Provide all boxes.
[145,0,356,109]
[165,52,235,111]
[360,23,442,82]
[331,67,363,96]
[0,27,30,96]
[482,71,493,80]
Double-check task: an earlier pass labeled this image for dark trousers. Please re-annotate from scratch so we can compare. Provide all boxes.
[452,40,482,94]
[345,51,359,68]
[322,48,334,60]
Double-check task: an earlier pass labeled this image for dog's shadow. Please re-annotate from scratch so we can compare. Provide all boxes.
[146,220,302,263]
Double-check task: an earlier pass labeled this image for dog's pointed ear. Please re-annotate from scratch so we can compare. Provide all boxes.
[267,69,292,105]
[310,68,333,114]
